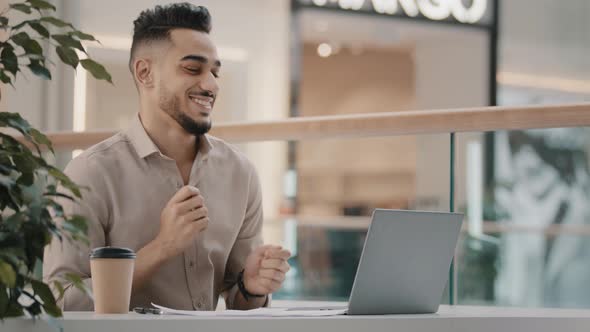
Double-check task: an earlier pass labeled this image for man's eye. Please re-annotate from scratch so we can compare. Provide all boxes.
[186,67,200,73]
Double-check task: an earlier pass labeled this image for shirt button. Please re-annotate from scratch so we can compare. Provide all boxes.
[192,299,202,310]
[189,261,194,268]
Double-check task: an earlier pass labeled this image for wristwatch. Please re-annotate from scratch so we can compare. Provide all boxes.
[237,269,266,301]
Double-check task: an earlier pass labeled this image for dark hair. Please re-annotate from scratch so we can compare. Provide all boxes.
[129,3,212,73]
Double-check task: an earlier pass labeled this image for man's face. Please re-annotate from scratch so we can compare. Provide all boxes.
[155,29,221,135]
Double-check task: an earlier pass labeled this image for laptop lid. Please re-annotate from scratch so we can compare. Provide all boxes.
[347,209,463,315]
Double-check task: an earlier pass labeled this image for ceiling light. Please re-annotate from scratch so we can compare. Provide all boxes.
[317,43,333,58]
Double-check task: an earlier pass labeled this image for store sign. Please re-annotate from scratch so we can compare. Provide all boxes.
[303,0,489,24]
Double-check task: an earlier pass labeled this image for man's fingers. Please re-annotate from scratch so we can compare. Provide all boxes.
[252,244,278,258]
[260,258,290,272]
[190,217,209,233]
[265,248,291,260]
[171,186,200,204]
[183,206,208,222]
[177,194,204,214]
[257,277,282,292]
[260,258,283,269]
[259,269,286,282]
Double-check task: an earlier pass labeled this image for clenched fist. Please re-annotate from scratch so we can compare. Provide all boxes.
[155,185,209,260]
[242,245,291,296]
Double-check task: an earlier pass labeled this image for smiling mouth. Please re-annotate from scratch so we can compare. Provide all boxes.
[188,95,213,110]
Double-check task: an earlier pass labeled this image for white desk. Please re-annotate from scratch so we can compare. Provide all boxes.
[4,301,590,332]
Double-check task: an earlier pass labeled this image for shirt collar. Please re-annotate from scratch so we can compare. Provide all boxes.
[126,113,213,160]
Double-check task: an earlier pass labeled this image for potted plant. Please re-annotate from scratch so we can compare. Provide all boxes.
[0,0,112,319]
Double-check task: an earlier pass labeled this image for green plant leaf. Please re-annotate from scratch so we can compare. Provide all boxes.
[55,46,78,69]
[10,3,32,14]
[45,198,66,219]
[30,278,54,304]
[5,302,24,317]
[0,130,42,159]
[3,212,25,231]
[11,19,33,30]
[62,214,89,247]
[43,192,74,201]
[30,278,62,317]
[18,171,35,187]
[52,280,65,302]
[12,154,36,186]
[1,46,19,76]
[0,286,8,314]
[47,167,81,198]
[19,53,45,61]
[0,112,29,133]
[0,162,12,175]
[44,183,57,193]
[0,186,21,211]
[0,260,16,287]
[0,17,9,28]
[11,32,31,47]
[28,60,51,80]
[52,34,84,53]
[27,0,56,11]
[39,16,72,28]
[0,172,16,188]
[0,71,12,85]
[68,30,98,42]
[11,32,44,56]
[80,58,112,83]
[0,70,14,86]
[29,22,50,38]
[0,114,42,153]
[42,300,62,317]
[23,39,43,55]
[64,273,92,300]
[63,215,88,235]
[0,249,26,267]
[29,127,53,153]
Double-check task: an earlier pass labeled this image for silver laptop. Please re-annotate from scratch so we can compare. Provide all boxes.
[290,209,464,315]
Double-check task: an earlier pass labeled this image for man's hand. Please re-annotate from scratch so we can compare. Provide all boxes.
[132,186,208,293]
[242,245,291,296]
[154,185,209,260]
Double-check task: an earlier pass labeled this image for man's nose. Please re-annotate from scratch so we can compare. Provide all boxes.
[200,72,219,96]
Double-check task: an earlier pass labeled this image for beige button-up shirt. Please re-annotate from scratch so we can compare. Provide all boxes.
[43,114,264,311]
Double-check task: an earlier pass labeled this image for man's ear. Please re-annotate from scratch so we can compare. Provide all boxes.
[134,58,154,88]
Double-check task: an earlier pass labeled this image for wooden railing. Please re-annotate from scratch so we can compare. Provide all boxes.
[15,102,590,236]
[34,103,590,149]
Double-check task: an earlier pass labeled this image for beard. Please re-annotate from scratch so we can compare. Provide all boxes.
[158,85,212,136]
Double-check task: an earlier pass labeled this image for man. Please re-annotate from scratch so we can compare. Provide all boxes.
[43,3,291,311]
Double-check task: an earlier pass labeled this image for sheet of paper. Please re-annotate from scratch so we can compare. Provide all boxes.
[151,303,347,317]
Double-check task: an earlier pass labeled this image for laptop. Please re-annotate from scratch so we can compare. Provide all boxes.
[289,209,463,315]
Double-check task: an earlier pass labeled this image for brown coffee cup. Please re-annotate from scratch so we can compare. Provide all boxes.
[90,247,136,314]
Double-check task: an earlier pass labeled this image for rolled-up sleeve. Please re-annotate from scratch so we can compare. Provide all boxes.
[43,155,109,311]
[223,165,267,309]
